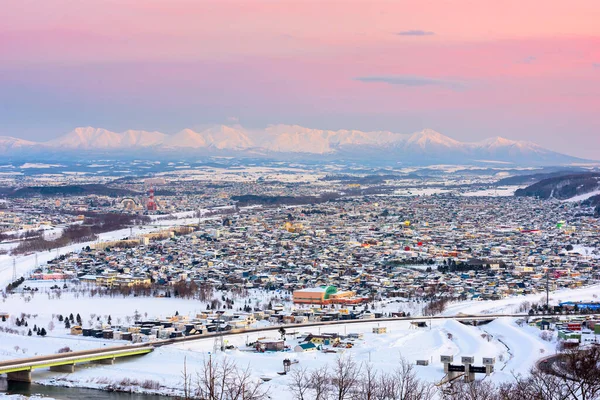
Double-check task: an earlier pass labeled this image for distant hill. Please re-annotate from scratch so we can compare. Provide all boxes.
[496,169,589,186]
[514,173,600,200]
[0,184,138,198]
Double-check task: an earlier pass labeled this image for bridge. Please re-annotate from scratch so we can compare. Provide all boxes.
[0,344,152,382]
[0,312,557,383]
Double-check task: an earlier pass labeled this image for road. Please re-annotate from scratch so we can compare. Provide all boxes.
[0,312,578,379]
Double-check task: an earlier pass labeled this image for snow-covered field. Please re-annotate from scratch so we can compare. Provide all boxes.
[442,283,600,316]
[0,280,596,397]
[563,189,600,202]
[16,317,554,399]
[461,186,523,197]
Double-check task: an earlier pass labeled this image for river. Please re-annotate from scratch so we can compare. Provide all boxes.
[0,379,172,399]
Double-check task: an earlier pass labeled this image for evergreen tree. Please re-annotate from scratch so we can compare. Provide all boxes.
[65,319,71,329]
[40,328,47,337]
[28,329,32,336]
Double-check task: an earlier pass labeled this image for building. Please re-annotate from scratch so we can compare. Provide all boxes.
[294,342,317,352]
[292,286,362,305]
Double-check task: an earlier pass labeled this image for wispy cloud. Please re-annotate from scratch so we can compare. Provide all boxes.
[396,30,435,36]
[593,63,600,69]
[517,56,537,64]
[355,75,465,90]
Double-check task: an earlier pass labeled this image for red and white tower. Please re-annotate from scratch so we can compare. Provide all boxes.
[146,188,158,211]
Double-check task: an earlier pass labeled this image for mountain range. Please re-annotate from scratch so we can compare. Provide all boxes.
[0,125,589,165]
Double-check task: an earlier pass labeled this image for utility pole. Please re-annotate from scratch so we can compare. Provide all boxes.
[546,267,550,311]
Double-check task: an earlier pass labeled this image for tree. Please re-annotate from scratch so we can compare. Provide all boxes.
[27,329,32,336]
[288,368,311,400]
[331,356,361,400]
[65,319,71,329]
[279,327,286,341]
[192,357,269,400]
[39,328,47,337]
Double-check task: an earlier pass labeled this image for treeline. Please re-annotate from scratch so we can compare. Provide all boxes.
[0,229,44,242]
[5,184,137,198]
[11,213,150,255]
[514,173,600,200]
[178,346,600,400]
[232,193,340,206]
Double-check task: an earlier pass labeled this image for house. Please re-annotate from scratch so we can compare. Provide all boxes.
[372,327,387,334]
[294,342,317,352]
[70,325,83,335]
[304,333,340,346]
[256,340,285,352]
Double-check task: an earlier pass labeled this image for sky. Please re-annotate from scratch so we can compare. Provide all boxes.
[1,0,600,159]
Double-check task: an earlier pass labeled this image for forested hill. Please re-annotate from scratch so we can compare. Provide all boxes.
[514,173,600,200]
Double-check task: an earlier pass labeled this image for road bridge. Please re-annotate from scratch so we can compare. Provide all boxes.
[0,344,152,382]
[0,312,566,382]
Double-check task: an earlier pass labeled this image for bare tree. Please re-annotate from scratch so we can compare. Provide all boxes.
[288,367,311,400]
[357,362,378,400]
[380,358,434,400]
[193,356,269,400]
[442,380,499,400]
[331,356,361,400]
[561,346,600,400]
[310,365,332,400]
[181,356,191,400]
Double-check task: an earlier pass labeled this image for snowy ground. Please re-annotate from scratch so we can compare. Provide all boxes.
[0,280,593,397]
[442,283,600,316]
[18,317,555,399]
[563,189,600,202]
[461,186,523,197]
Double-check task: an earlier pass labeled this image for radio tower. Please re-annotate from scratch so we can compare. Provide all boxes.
[146,188,158,211]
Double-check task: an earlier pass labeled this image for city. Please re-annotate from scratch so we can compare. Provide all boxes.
[2,1,600,399]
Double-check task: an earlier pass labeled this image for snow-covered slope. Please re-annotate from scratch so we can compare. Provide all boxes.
[0,124,588,165]
[0,136,37,152]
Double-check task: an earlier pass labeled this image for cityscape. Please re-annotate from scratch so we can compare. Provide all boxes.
[1,1,600,400]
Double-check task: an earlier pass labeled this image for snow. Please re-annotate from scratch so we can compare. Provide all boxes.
[461,186,523,197]
[19,164,64,169]
[563,189,600,202]
[442,283,600,316]
[0,216,214,287]
[0,278,596,397]
[7,317,549,399]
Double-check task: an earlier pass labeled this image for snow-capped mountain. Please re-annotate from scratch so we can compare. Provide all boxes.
[0,124,588,165]
[45,127,166,149]
[0,136,37,152]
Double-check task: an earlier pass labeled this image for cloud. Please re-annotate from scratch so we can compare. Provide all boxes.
[518,56,537,64]
[355,75,465,90]
[396,30,435,36]
[593,63,600,69]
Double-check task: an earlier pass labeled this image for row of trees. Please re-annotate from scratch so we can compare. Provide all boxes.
[11,213,150,255]
[179,346,600,400]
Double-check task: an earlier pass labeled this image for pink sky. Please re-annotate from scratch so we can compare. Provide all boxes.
[1,0,599,158]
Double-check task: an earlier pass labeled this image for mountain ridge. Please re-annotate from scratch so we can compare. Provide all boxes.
[0,124,590,165]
